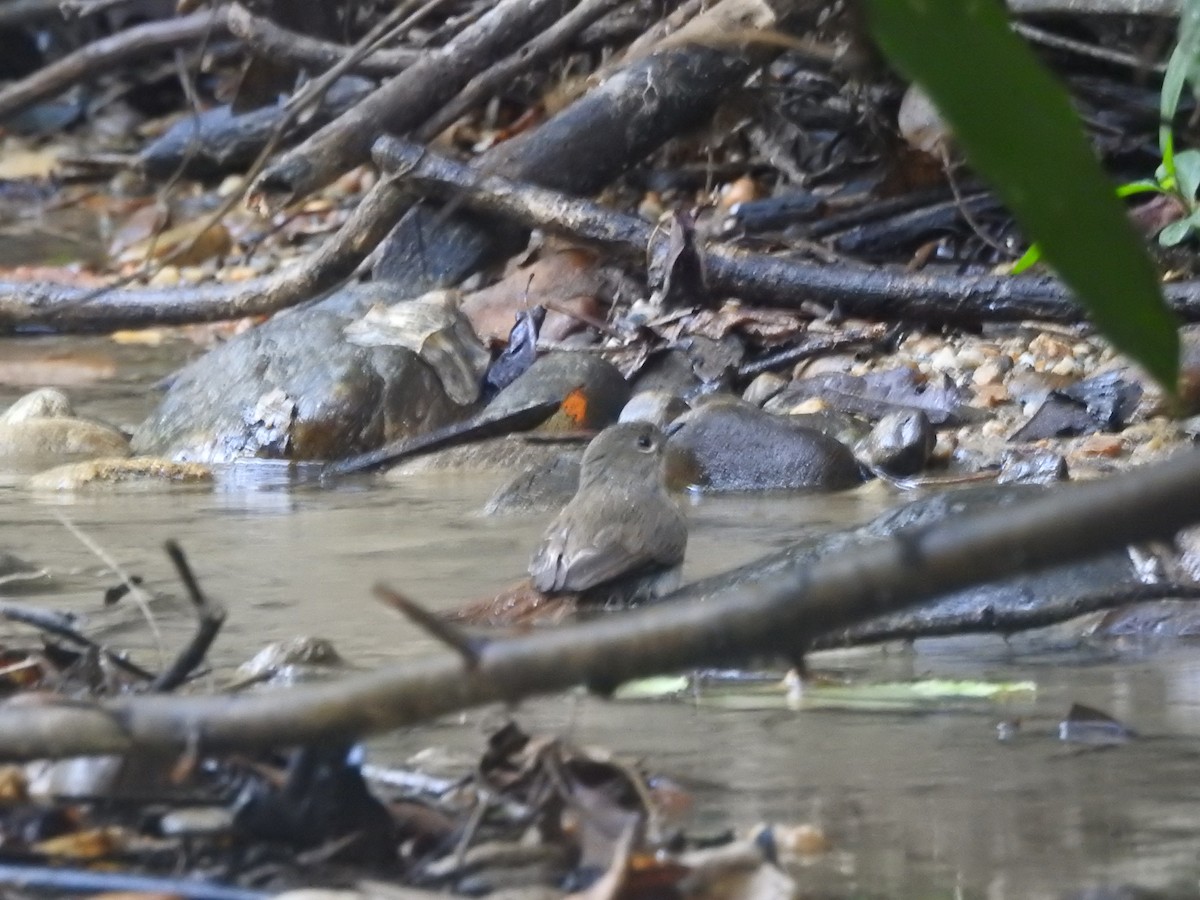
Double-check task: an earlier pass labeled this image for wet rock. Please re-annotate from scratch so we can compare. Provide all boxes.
[858,410,935,477]
[387,435,581,477]
[131,283,467,462]
[1089,601,1200,639]
[231,637,349,688]
[484,352,629,433]
[678,333,743,387]
[27,457,213,490]
[0,551,48,591]
[342,290,490,406]
[619,391,689,429]
[630,349,701,396]
[1011,370,1142,442]
[485,451,584,515]
[1,388,74,422]
[668,401,864,491]
[0,388,130,468]
[998,448,1069,485]
[787,410,871,448]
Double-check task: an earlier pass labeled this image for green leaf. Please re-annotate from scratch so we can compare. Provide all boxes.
[1155,159,1176,191]
[865,0,1179,393]
[1174,149,1200,201]
[1160,0,1200,159]
[1159,214,1199,247]
[1010,243,1042,274]
[1115,179,1165,198]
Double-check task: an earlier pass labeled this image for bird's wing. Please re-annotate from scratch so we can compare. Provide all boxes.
[529,528,572,593]
[552,523,653,592]
[530,497,687,594]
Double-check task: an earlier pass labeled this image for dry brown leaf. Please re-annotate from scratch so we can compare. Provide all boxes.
[462,249,608,343]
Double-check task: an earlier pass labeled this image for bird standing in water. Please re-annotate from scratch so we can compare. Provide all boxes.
[529,421,687,604]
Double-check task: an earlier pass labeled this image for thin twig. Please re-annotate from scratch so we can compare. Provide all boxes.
[0,603,156,680]
[52,511,165,667]
[149,542,226,693]
[375,585,486,668]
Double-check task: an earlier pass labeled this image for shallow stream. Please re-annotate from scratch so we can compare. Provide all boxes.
[3,335,1200,898]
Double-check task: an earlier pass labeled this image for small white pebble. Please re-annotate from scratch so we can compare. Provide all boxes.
[148,265,179,286]
[1050,356,1077,377]
[972,359,1004,386]
[955,346,987,368]
[929,346,959,371]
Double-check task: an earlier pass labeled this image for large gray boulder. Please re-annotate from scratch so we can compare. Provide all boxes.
[132,284,474,462]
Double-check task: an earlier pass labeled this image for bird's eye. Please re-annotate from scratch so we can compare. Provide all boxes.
[636,433,654,452]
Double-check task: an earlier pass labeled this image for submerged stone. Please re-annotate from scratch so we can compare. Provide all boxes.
[27,457,213,490]
[0,388,129,470]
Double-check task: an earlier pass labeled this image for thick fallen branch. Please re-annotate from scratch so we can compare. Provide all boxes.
[138,76,375,179]
[224,2,419,77]
[415,0,631,142]
[0,177,409,332]
[372,136,1200,324]
[2,449,1200,760]
[251,0,570,208]
[0,9,229,122]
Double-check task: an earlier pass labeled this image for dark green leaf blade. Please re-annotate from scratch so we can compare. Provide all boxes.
[865,0,1179,392]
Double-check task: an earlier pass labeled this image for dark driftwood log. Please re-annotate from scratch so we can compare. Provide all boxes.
[224,1,419,77]
[415,0,630,141]
[0,9,229,122]
[138,77,374,179]
[371,39,770,284]
[251,0,569,207]
[372,136,1200,324]
[0,448,1198,760]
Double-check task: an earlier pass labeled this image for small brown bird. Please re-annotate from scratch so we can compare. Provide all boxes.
[529,421,687,603]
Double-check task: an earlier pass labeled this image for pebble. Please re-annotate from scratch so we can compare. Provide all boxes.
[1049,357,1078,377]
[859,410,934,476]
[928,346,959,372]
[1073,434,1126,458]
[148,265,180,286]
[972,358,1009,387]
[788,397,826,415]
[973,383,1010,407]
[1029,334,1073,360]
[742,372,786,406]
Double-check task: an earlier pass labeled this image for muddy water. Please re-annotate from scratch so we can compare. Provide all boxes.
[3,336,1200,898]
